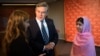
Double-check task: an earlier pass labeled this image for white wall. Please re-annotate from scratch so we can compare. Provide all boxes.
[48,0,65,40]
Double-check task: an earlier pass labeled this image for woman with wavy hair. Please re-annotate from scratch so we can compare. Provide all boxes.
[2,10,34,56]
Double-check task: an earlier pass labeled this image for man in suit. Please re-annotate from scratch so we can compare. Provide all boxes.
[27,2,58,56]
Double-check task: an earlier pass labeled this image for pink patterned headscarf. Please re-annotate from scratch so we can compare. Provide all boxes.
[70,16,96,56]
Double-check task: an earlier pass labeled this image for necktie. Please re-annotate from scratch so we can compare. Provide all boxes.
[41,20,49,44]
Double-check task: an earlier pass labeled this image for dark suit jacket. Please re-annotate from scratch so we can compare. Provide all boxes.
[8,35,34,56]
[27,18,58,56]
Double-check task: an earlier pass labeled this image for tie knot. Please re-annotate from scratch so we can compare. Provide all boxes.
[41,20,44,23]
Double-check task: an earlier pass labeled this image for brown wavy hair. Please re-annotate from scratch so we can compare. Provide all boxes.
[2,10,29,56]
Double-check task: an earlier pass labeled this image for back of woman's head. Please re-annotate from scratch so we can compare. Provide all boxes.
[2,10,29,56]
[6,10,29,41]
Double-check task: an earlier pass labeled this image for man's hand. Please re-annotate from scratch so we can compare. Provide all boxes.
[44,42,55,50]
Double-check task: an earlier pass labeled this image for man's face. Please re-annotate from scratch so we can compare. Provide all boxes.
[35,7,48,20]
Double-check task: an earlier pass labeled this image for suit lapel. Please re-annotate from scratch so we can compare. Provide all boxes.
[30,18,45,44]
[30,18,40,32]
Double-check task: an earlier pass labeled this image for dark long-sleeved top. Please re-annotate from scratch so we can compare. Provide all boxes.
[8,35,34,56]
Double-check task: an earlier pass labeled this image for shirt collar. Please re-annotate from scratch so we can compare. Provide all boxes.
[36,17,46,23]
